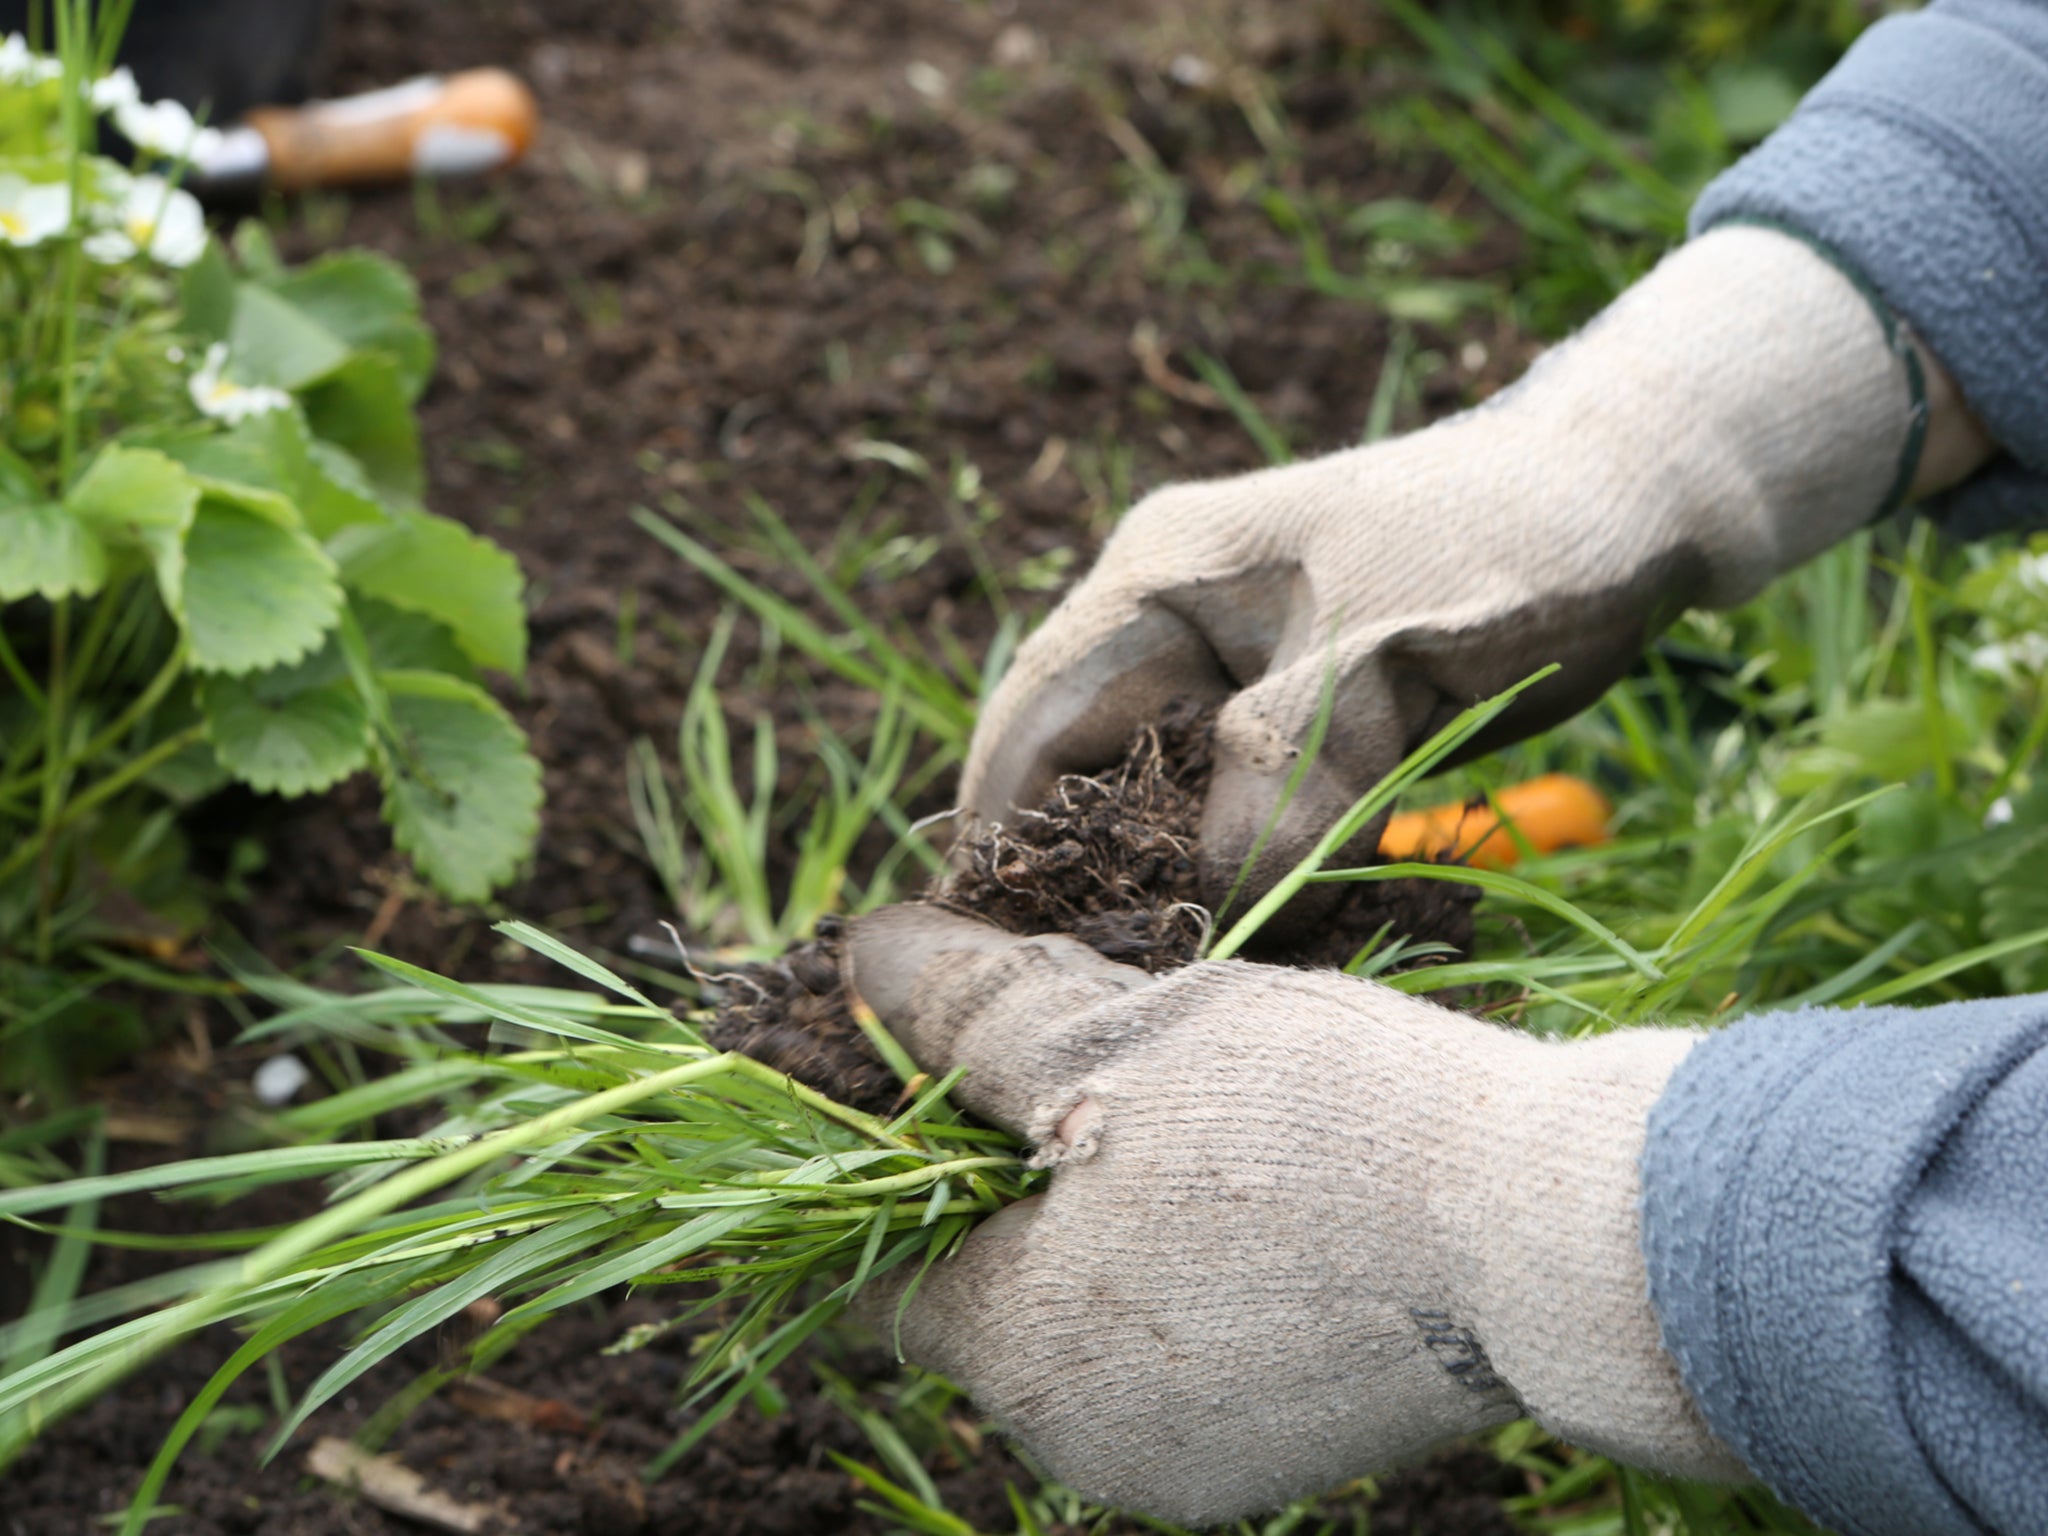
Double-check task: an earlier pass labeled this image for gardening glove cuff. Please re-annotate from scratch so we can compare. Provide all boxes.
[962,226,1920,911]
[849,910,1743,1526]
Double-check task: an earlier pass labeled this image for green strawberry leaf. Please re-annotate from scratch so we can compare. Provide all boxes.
[302,352,423,506]
[269,252,435,403]
[229,283,353,392]
[158,409,388,539]
[354,596,476,680]
[181,500,344,675]
[179,241,238,345]
[199,639,370,797]
[64,444,202,613]
[0,502,107,602]
[376,669,541,903]
[300,437,388,536]
[332,510,526,676]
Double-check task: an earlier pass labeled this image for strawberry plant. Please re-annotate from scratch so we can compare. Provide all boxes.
[0,9,539,1091]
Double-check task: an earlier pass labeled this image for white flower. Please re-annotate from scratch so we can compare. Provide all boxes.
[0,173,70,247]
[90,64,141,112]
[112,96,222,163]
[1969,633,2048,684]
[84,173,206,266]
[2013,551,2048,599]
[0,33,63,86]
[188,343,290,423]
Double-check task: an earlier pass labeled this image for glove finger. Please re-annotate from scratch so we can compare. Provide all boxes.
[853,1191,1048,1383]
[960,586,1231,840]
[1198,649,1408,935]
[846,907,1153,1132]
[858,1192,1141,1503]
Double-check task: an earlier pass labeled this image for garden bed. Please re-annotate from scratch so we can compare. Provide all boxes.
[4,0,1539,1530]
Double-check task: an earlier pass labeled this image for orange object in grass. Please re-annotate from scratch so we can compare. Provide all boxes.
[1377,773,1611,871]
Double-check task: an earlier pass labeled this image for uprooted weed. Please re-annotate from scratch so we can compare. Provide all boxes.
[706,701,1476,1110]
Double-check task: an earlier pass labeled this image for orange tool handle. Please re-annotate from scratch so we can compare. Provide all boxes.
[246,69,538,192]
[1378,773,1611,871]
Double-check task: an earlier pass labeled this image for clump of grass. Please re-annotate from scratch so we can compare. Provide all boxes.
[0,673,1548,1522]
[0,921,1038,1533]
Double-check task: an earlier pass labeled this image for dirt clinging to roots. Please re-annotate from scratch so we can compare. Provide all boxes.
[707,702,1478,1111]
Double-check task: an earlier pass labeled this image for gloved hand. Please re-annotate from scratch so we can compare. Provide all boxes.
[962,226,1929,906]
[847,908,1745,1526]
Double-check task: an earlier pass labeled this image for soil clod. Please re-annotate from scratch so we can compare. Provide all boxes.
[708,702,1477,1109]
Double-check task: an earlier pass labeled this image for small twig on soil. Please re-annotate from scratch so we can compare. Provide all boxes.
[1131,320,1226,410]
[307,1436,510,1534]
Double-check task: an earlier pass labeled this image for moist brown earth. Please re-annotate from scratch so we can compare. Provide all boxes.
[217,0,1530,981]
[6,0,1539,1529]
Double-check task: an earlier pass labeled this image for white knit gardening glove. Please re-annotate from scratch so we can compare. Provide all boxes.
[964,226,1924,905]
[847,908,1745,1526]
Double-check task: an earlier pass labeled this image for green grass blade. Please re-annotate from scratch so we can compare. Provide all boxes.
[2,1123,102,1375]
[1207,668,1557,960]
[1310,861,1663,981]
[263,1204,634,1458]
[0,1140,454,1219]
[1850,923,2048,1007]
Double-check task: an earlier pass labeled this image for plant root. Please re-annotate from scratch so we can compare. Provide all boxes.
[705,699,1476,1109]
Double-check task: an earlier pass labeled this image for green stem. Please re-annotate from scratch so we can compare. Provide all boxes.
[32,601,71,961]
[53,0,88,488]
[1907,530,1955,798]
[1207,667,1556,961]
[56,567,124,698]
[39,600,69,830]
[0,623,46,712]
[720,1053,922,1150]
[738,1155,1019,1198]
[0,722,206,891]
[1989,681,2048,806]
[0,642,187,803]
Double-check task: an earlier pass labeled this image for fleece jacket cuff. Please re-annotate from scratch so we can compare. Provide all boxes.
[1640,992,2048,1536]
[1689,0,2048,538]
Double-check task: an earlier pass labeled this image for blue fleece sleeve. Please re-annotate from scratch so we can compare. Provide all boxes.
[1640,994,2048,1536]
[1689,0,2048,539]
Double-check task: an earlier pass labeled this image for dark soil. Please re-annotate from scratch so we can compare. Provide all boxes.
[221,0,1529,982]
[8,0,1537,1529]
[5,1270,1523,1536]
[711,699,1477,1112]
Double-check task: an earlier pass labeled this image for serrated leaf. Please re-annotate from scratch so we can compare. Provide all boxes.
[302,353,422,506]
[64,445,202,613]
[75,442,214,517]
[269,253,435,403]
[354,596,475,680]
[376,670,541,903]
[158,410,386,539]
[199,641,370,796]
[181,501,344,675]
[157,425,303,529]
[299,437,387,536]
[0,503,108,602]
[228,283,351,392]
[332,511,526,676]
